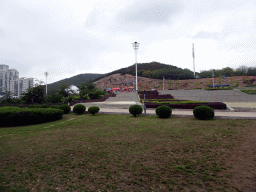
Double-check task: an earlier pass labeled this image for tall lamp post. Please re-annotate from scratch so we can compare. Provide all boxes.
[44,72,49,95]
[132,42,139,91]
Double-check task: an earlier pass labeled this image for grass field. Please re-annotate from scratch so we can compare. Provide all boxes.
[0,113,256,191]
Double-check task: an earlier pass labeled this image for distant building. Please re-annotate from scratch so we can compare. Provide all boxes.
[0,64,34,98]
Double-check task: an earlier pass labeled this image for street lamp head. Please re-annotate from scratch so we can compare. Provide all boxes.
[44,72,49,77]
[132,42,139,50]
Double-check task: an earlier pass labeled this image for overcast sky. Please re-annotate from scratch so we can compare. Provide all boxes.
[1,0,256,84]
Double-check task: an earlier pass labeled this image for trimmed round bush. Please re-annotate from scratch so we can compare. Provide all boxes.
[129,105,143,117]
[88,106,100,115]
[156,105,172,118]
[49,105,60,109]
[73,104,86,115]
[59,104,71,114]
[40,104,49,108]
[193,105,215,120]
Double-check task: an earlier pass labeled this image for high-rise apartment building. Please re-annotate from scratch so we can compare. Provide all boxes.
[0,64,34,98]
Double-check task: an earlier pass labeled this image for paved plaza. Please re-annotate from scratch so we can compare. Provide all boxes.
[70,90,256,119]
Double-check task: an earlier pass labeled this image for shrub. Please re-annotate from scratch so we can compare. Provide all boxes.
[66,96,73,102]
[129,105,143,117]
[49,105,60,109]
[40,104,49,108]
[0,108,63,127]
[72,95,81,100]
[88,106,100,115]
[193,105,215,120]
[59,104,71,114]
[28,105,36,108]
[155,105,172,118]
[17,105,24,108]
[83,94,90,100]
[73,104,86,115]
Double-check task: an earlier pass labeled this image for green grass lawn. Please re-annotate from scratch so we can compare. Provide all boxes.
[239,89,256,95]
[0,113,256,191]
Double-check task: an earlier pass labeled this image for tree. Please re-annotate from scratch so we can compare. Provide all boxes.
[142,70,152,78]
[20,85,45,104]
[0,91,13,104]
[44,92,63,103]
[247,67,256,76]
[0,91,22,104]
[58,84,74,98]
[221,67,234,77]
[234,65,248,76]
[78,82,97,98]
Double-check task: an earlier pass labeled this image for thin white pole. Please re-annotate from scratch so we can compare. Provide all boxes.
[163,76,165,90]
[132,42,139,91]
[192,43,195,78]
[135,50,137,91]
[212,70,214,88]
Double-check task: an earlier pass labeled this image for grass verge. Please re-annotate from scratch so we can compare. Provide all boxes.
[0,114,255,191]
[239,89,256,95]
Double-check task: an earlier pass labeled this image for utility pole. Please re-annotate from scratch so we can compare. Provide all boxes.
[44,72,49,95]
[192,43,195,78]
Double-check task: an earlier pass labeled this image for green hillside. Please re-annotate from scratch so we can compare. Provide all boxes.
[93,61,195,82]
[46,73,104,95]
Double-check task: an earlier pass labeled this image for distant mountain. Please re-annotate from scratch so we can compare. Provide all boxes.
[46,73,104,95]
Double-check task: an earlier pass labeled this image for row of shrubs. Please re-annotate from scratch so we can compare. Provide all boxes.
[129,104,215,120]
[72,104,214,120]
[24,104,100,116]
[1,103,214,127]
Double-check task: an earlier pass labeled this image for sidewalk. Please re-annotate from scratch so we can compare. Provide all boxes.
[70,102,256,120]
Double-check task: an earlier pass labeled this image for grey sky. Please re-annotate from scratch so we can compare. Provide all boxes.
[0,0,256,84]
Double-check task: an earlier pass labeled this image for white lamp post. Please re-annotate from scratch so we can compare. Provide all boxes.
[212,70,214,88]
[44,72,49,95]
[132,42,139,91]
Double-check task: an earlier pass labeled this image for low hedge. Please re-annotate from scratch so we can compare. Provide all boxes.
[145,102,226,109]
[0,107,64,127]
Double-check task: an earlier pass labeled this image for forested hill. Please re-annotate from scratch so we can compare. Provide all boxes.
[93,61,195,82]
[46,73,104,95]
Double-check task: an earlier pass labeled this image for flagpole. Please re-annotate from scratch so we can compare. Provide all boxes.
[192,43,195,78]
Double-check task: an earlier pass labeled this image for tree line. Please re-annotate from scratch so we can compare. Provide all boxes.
[0,82,105,105]
[197,65,256,78]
